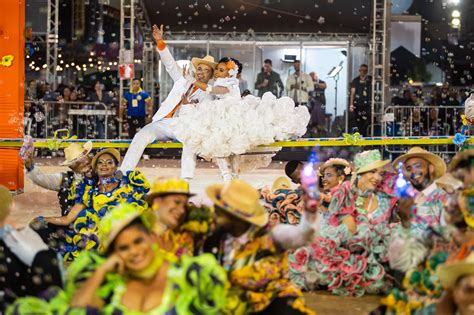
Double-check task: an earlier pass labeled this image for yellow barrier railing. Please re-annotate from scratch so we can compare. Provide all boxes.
[0,136,472,149]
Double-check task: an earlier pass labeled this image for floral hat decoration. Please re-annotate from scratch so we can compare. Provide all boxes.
[354,150,391,175]
[98,203,152,253]
[226,59,239,78]
[318,158,353,177]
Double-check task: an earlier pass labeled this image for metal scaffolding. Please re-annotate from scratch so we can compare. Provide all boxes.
[119,0,135,136]
[136,0,156,101]
[135,0,153,42]
[142,41,156,99]
[46,0,59,89]
[163,31,369,44]
[370,0,391,136]
[72,0,86,40]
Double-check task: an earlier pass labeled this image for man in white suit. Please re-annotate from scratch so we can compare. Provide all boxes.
[121,24,215,179]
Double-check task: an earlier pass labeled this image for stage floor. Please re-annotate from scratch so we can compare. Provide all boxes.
[11,157,381,314]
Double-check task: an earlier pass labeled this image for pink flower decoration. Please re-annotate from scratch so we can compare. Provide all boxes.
[293,248,309,268]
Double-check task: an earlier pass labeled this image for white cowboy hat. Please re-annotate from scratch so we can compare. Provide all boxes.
[60,141,93,166]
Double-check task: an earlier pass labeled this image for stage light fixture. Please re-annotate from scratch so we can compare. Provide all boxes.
[452,10,460,18]
[451,18,461,27]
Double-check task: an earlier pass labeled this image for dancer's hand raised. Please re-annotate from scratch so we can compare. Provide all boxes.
[152,24,164,43]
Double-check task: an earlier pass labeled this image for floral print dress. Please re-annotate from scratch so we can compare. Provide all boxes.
[62,170,150,261]
[289,177,398,297]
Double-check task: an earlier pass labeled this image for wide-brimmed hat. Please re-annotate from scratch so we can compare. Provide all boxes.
[98,203,150,253]
[91,148,121,169]
[145,178,195,205]
[438,241,474,289]
[319,158,353,177]
[271,176,291,192]
[206,179,268,227]
[448,149,474,172]
[393,147,447,179]
[60,141,93,166]
[354,150,391,175]
[191,55,217,71]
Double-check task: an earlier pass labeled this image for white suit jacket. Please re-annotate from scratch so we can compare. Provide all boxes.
[152,46,213,122]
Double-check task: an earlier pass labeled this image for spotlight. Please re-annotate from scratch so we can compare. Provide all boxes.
[452,10,461,17]
[451,18,461,27]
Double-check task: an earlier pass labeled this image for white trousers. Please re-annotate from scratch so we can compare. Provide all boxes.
[120,119,197,179]
[215,156,240,182]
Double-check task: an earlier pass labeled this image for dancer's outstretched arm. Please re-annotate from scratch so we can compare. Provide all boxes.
[45,203,85,226]
[192,80,230,95]
[26,167,62,192]
[270,210,318,251]
[153,24,182,82]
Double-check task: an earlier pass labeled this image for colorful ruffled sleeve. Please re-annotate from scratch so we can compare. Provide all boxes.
[327,181,355,226]
[160,254,229,315]
[76,177,96,207]
[124,170,150,197]
[65,250,121,303]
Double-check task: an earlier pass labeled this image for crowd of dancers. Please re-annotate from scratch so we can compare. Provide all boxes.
[2,138,473,314]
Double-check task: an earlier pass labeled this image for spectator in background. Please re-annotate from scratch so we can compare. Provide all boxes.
[436,85,459,135]
[255,59,284,97]
[25,79,37,101]
[87,80,112,139]
[349,64,372,135]
[121,78,152,139]
[37,82,56,101]
[76,86,87,102]
[57,86,73,129]
[286,60,314,107]
[308,71,328,136]
[309,71,327,106]
[237,72,248,96]
[398,89,415,106]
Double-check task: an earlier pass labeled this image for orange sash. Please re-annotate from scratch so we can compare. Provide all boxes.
[165,85,199,118]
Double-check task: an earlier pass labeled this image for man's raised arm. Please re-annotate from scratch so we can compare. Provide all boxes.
[153,24,183,82]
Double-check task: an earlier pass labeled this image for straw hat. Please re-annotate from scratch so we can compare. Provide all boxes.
[393,147,447,179]
[448,149,474,172]
[145,178,195,205]
[60,141,93,166]
[206,179,268,227]
[354,150,391,175]
[271,176,291,192]
[0,186,13,222]
[91,148,121,169]
[98,203,150,253]
[438,241,474,289]
[319,158,353,176]
[191,55,217,71]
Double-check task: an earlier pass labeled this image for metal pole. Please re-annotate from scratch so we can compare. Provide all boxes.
[46,0,59,89]
[345,41,352,134]
[252,43,257,95]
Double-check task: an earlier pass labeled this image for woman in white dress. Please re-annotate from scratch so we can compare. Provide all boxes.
[173,57,310,181]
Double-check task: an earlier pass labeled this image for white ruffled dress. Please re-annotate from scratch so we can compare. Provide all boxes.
[172,78,310,162]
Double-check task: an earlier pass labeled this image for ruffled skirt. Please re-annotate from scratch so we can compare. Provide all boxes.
[172,92,310,159]
[289,221,394,297]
